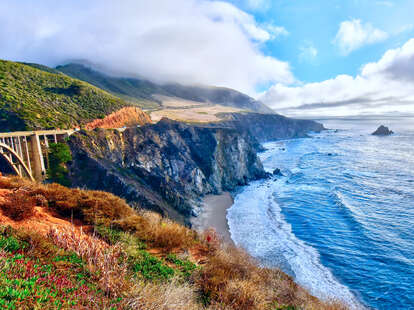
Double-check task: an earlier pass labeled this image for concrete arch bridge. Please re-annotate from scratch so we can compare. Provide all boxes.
[0,130,74,181]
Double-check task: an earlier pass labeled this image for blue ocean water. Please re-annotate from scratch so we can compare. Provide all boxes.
[227,118,414,310]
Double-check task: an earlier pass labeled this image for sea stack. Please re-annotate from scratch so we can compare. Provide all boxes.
[372,125,394,136]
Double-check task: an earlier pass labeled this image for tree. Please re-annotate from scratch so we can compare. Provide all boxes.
[47,142,72,186]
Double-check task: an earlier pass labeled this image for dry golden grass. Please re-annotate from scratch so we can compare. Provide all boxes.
[126,279,203,310]
[0,188,36,221]
[48,226,130,297]
[0,177,196,252]
[0,177,350,310]
[195,243,349,310]
[135,211,196,251]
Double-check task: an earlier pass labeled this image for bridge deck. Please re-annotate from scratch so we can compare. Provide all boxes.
[0,129,75,138]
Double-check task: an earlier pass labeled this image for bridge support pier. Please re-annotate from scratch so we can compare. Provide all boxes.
[29,134,46,181]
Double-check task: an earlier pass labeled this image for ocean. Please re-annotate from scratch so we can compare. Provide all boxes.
[227,118,414,310]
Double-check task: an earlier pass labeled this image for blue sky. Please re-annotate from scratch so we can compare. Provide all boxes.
[233,0,414,83]
[1,0,414,117]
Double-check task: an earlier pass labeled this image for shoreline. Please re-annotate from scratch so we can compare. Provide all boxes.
[192,192,234,244]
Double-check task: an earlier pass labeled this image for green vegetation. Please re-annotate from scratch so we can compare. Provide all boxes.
[55,63,274,113]
[0,226,121,309]
[47,142,72,186]
[56,63,161,109]
[166,254,198,278]
[0,60,133,131]
[0,177,348,310]
[131,250,175,280]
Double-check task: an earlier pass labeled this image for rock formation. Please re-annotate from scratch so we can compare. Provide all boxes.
[84,107,152,130]
[372,125,394,136]
[207,112,325,143]
[67,118,266,224]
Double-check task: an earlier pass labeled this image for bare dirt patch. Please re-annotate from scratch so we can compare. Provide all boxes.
[150,104,243,123]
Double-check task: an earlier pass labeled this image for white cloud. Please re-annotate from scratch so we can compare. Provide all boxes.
[265,25,289,39]
[260,38,414,117]
[245,0,271,12]
[362,38,414,81]
[201,1,270,42]
[299,42,318,63]
[0,0,294,95]
[333,19,388,55]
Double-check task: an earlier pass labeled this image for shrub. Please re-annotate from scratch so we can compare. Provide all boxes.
[134,211,196,252]
[0,189,36,221]
[47,142,72,186]
[0,234,23,252]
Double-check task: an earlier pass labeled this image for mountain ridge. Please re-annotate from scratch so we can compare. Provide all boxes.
[56,63,275,113]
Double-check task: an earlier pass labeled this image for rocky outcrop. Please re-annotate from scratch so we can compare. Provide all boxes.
[372,125,394,136]
[208,112,325,143]
[84,107,152,130]
[67,119,266,225]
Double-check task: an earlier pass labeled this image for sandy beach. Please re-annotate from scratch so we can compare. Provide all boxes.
[192,192,234,244]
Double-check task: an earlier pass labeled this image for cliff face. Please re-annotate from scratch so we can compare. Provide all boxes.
[212,112,325,142]
[67,119,266,224]
[84,107,152,130]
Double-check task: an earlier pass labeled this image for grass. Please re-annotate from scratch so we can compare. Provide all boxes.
[0,176,350,310]
[0,59,142,131]
[0,188,36,221]
[0,226,122,309]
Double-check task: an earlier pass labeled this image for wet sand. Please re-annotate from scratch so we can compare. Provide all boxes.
[192,192,234,244]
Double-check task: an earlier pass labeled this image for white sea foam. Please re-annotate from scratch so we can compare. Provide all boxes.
[227,178,364,309]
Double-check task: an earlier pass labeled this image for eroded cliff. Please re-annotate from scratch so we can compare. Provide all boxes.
[212,112,325,142]
[67,118,266,224]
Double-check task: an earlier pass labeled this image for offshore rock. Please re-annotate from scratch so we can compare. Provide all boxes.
[372,125,394,136]
[273,168,283,176]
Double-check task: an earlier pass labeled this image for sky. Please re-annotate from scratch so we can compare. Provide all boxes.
[1,0,414,117]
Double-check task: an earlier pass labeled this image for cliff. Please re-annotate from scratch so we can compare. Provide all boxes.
[211,112,325,142]
[84,107,152,130]
[67,118,266,224]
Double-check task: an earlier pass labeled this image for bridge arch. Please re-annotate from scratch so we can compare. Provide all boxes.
[0,142,34,181]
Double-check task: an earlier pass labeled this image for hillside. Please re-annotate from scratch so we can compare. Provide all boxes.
[56,63,274,113]
[0,176,347,310]
[0,60,150,131]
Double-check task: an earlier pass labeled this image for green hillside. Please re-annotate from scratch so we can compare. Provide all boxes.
[56,63,274,113]
[0,60,134,132]
[56,63,162,109]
